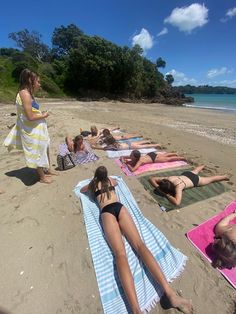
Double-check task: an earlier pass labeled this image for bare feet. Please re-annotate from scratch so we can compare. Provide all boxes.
[167,292,193,314]
[0,189,5,194]
[39,176,52,184]
[44,169,59,176]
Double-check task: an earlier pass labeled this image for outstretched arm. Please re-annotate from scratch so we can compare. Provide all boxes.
[215,211,236,236]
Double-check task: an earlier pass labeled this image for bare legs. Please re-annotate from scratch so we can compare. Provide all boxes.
[157,152,186,163]
[192,165,229,186]
[101,212,141,313]
[132,143,161,149]
[102,208,193,314]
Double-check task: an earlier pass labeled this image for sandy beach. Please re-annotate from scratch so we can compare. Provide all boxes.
[0,99,235,314]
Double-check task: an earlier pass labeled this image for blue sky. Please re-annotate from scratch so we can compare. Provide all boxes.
[1,0,236,87]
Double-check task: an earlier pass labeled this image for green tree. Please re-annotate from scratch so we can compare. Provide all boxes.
[156,57,166,69]
[165,74,174,85]
[52,24,84,56]
[9,29,50,61]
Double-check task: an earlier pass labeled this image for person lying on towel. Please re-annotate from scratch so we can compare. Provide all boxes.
[212,210,236,269]
[81,166,193,314]
[93,134,161,151]
[149,165,229,206]
[120,150,186,172]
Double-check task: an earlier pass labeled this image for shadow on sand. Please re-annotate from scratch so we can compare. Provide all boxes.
[5,167,39,186]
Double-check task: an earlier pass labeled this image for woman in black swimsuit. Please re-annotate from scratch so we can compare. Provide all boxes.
[149,165,229,206]
[120,150,186,172]
[81,166,193,314]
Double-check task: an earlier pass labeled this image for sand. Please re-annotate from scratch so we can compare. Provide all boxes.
[0,99,235,314]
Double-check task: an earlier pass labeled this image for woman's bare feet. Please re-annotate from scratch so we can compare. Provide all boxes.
[44,169,59,176]
[39,176,52,184]
[0,189,5,194]
[167,292,193,314]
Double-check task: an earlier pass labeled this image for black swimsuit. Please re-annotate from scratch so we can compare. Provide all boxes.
[147,152,157,163]
[95,184,122,220]
[181,171,199,187]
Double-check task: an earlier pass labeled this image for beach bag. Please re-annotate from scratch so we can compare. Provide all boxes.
[57,153,76,170]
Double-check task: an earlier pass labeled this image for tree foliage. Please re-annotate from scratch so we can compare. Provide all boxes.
[165,74,174,86]
[9,29,50,61]
[156,57,166,69]
[1,24,182,101]
[175,84,236,94]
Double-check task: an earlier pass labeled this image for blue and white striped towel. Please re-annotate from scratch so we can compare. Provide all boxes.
[74,176,187,314]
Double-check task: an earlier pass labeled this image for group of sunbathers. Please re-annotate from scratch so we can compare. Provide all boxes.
[59,123,234,313]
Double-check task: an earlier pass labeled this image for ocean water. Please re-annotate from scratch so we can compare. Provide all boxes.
[184,94,236,112]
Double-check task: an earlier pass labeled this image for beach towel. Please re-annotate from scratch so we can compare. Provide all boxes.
[106,148,157,158]
[115,158,188,176]
[186,200,236,289]
[3,93,50,168]
[74,176,187,314]
[116,137,143,143]
[74,142,99,165]
[139,168,229,211]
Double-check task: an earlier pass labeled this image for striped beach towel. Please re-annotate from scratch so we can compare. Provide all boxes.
[106,148,157,158]
[74,176,187,314]
[3,93,50,168]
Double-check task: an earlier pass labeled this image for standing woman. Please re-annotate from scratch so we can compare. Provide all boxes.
[4,69,54,184]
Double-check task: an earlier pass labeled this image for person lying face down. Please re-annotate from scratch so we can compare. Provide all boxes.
[149,165,229,206]
[212,211,236,269]
[80,166,193,314]
[93,134,161,151]
[101,129,142,141]
[120,150,186,172]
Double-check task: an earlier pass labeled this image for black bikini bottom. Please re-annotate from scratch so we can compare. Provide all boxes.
[101,202,123,220]
[181,171,199,187]
[147,152,157,162]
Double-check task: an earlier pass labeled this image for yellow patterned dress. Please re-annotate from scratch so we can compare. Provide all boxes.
[3,93,50,169]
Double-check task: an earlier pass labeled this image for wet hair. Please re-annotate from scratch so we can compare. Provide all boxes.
[158,179,176,196]
[90,125,98,136]
[212,234,236,269]
[19,68,39,97]
[102,129,110,137]
[89,166,112,200]
[73,135,83,152]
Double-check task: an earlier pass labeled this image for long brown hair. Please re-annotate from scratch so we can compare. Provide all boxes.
[212,234,236,269]
[19,68,38,97]
[73,135,83,152]
[89,166,112,200]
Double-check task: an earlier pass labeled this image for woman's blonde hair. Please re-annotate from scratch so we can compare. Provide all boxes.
[19,68,39,97]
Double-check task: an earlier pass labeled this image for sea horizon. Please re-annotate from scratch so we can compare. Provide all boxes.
[184,93,236,113]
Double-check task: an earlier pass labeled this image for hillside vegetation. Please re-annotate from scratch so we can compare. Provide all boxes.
[0,25,190,104]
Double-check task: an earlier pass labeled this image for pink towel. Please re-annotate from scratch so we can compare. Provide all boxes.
[186,200,236,289]
[115,159,188,176]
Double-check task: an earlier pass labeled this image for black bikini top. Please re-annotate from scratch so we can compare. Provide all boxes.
[94,185,115,197]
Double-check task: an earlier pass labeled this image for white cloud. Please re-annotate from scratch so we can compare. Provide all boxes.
[221,7,236,22]
[207,67,233,78]
[132,28,154,53]
[166,69,197,86]
[164,3,208,33]
[157,27,168,37]
[211,80,236,88]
